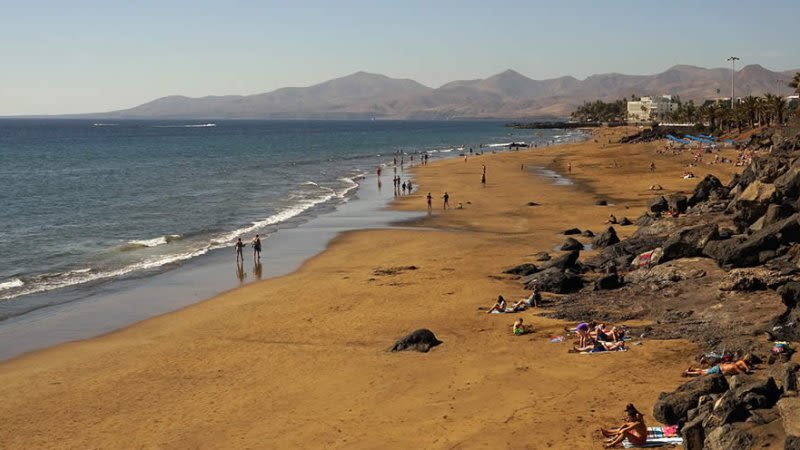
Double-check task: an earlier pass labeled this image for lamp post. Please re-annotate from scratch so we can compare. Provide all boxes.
[727,56,740,108]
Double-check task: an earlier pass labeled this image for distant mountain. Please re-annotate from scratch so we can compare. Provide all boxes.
[81,65,800,120]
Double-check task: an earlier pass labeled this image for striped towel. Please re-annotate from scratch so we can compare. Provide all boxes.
[622,426,682,448]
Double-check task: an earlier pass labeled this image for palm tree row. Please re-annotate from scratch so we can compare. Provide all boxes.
[665,92,795,133]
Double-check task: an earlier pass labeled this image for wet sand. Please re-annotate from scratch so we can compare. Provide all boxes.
[0,128,743,449]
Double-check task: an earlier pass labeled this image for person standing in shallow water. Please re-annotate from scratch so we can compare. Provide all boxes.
[252,234,261,260]
[235,238,245,262]
[442,191,450,209]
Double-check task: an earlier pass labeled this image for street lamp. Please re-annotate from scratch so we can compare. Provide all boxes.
[727,56,740,108]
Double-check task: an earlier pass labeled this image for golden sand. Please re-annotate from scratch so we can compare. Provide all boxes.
[0,127,742,449]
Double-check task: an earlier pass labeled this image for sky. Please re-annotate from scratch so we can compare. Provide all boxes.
[1,0,798,115]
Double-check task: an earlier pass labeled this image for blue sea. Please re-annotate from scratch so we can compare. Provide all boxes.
[0,119,581,320]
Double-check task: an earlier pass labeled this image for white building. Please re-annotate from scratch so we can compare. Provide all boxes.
[627,95,678,122]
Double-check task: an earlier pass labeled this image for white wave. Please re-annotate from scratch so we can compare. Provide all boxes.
[126,234,181,248]
[438,149,453,153]
[0,248,212,301]
[184,123,216,128]
[336,176,360,199]
[92,123,118,127]
[0,278,24,291]
[487,142,513,147]
[301,181,319,186]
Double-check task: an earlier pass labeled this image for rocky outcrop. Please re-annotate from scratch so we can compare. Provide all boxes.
[592,227,620,248]
[653,375,729,425]
[560,237,583,251]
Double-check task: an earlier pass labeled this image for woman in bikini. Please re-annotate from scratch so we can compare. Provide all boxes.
[600,403,647,448]
[487,295,507,314]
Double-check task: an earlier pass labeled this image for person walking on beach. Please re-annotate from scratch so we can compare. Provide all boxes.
[426,192,432,210]
[649,161,656,172]
[234,238,245,262]
[401,181,407,195]
[567,162,572,174]
[252,234,262,260]
[406,180,412,193]
[442,191,450,210]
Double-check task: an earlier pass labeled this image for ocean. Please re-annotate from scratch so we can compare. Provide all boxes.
[0,119,582,323]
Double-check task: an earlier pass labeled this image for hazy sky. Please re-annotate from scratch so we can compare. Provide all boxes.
[2,0,798,115]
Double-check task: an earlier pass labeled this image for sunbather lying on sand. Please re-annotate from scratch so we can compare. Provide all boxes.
[682,359,751,377]
[487,295,507,313]
[594,325,625,343]
[572,340,626,353]
[600,403,647,448]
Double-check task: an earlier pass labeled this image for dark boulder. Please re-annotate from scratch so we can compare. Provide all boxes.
[688,174,724,206]
[594,274,623,290]
[544,250,580,271]
[653,375,729,425]
[592,227,620,248]
[705,214,800,267]
[503,263,539,277]
[681,416,706,450]
[619,217,633,226]
[774,159,800,199]
[390,329,442,353]
[533,252,551,261]
[560,237,584,251]
[648,196,668,213]
[668,195,689,213]
[635,213,658,227]
[783,362,799,393]
[529,267,583,294]
[787,435,800,450]
[702,237,746,265]
[661,223,720,262]
[562,228,581,235]
[581,230,594,238]
[731,376,780,410]
[595,199,608,206]
[526,201,540,206]
[703,425,752,450]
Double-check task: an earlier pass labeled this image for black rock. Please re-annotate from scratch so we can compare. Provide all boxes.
[634,213,657,227]
[543,250,580,271]
[390,329,442,353]
[563,228,582,235]
[619,217,633,226]
[527,201,540,206]
[581,230,595,237]
[595,199,608,206]
[594,274,623,290]
[653,375,729,425]
[592,227,620,248]
[528,267,583,294]
[584,234,665,272]
[703,424,752,450]
[560,237,584,251]
[668,195,689,213]
[648,196,668,213]
[661,223,720,262]
[709,391,749,425]
[713,214,800,267]
[688,174,724,206]
[533,252,551,262]
[681,416,706,450]
[786,435,800,450]
[732,376,780,410]
[782,362,799,393]
[502,263,539,277]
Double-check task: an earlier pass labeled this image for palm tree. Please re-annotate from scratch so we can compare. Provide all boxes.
[790,72,800,96]
[764,94,788,126]
[741,96,759,128]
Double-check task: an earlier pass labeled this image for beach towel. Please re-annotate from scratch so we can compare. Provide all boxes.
[622,426,682,448]
[490,307,523,314]
[579,348,628,354]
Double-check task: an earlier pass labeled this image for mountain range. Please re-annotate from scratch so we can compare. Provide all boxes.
[85,64,799,120]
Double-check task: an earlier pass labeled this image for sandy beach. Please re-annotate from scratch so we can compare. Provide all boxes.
[0,128,745,449]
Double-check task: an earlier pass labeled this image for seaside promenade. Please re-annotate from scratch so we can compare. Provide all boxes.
[0,128,743,449]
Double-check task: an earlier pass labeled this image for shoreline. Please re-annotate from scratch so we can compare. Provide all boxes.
[0,126,741,448]
[0,129,587,361]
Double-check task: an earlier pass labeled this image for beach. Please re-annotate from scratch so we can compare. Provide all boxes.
[0,128,745,449]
